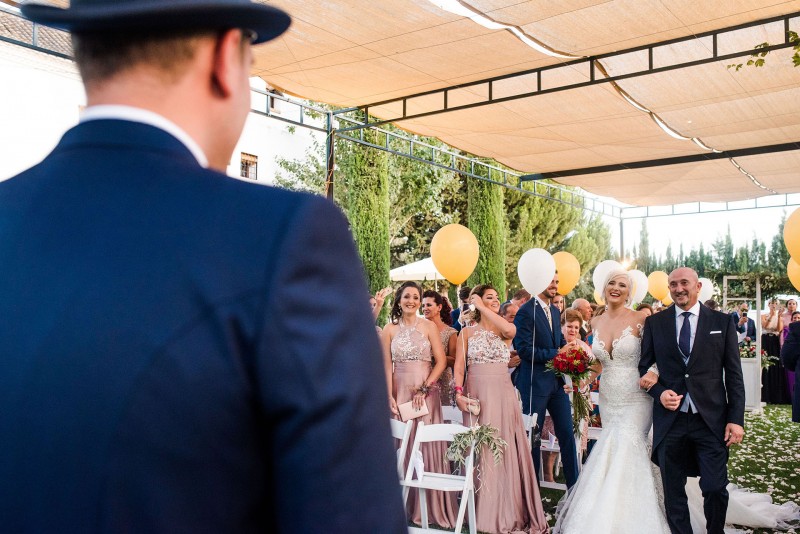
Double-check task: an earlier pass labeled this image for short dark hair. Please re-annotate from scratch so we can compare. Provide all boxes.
[703,299,719,311]
[499,302,515,318]
[458,286,472,301]
[512,289,530,301]
[72,29,216,87]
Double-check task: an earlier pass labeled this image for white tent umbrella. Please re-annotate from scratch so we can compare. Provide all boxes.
[390,257,445,287]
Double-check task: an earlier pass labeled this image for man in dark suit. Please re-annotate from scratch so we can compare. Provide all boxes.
[0,1,405,532]
[570,297,593,342]
[781,320,800,422]
[451,285,472,332]
[732,302,757,343]
[639,267,745,534]
[513,274,579,488]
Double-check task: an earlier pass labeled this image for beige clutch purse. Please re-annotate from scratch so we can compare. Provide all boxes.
[398,400,429,422]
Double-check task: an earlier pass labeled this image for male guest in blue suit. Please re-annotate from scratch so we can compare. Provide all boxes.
[732,302,757,343]
[513,274,579,488]
[781,320,800,422]
[0,1,406,532]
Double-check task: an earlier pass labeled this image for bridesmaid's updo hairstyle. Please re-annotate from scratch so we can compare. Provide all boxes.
[422,290,453,325]
[603,269,634,307]
[390,281,422,325]
[469,284,497,324]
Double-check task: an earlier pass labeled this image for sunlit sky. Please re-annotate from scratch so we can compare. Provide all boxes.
[605,204,795,261]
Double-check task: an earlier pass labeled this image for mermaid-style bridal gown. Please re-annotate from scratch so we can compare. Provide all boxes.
[553,326,799,533]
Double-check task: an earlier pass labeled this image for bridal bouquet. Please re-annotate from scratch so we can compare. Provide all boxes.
[546,344,595,437]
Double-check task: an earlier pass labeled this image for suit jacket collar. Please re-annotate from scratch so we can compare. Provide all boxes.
[81,105,208,167]
[57,120,201,168]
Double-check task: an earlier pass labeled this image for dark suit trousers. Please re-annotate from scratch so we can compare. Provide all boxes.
[530,384,579,488]
[657,412,729,534]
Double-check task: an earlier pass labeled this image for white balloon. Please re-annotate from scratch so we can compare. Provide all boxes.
[628,269,649,305]
[592,259,623,295]
[517,248,556,296]
[699,277,714,303]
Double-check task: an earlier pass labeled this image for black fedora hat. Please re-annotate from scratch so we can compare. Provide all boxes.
[21,0,291,44]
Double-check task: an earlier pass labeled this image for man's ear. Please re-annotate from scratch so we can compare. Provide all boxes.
[210,29,246,98]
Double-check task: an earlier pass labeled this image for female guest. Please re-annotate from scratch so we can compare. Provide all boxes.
[381,281,455,528]
[552,293,565,313]
[454,284,549,534]
[781,299,798,400]
[422,290,457,407]
[762,298,788,404]
[562,309,594,455]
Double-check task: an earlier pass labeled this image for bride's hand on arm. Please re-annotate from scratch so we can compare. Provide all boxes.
[639,371,658,390]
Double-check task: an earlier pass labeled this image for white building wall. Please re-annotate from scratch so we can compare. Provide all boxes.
[0,42,315,184]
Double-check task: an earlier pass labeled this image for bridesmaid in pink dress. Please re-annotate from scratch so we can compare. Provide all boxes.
[454,284,549,534]
[381,281,457,528]
[422,290,458,407]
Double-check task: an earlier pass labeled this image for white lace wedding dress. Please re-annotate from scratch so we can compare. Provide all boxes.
[553,326,670,533]
[553,326,800,534]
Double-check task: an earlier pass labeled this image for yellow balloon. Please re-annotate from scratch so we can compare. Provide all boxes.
[430,224,479,285]
[593,289,605,305]
[662,294,673,306]
[785,208,800,260]
[647,271,669,302]
[553,251,581,295]
[788,258,800,292]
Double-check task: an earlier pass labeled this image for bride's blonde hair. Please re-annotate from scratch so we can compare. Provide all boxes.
[603,269,633,307]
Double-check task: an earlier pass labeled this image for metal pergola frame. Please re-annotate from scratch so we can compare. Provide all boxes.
[4,3,800,253]
[334,11,800,132]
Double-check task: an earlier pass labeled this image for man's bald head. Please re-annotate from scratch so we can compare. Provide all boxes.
[668,267,701,311]
[571,298,592,322]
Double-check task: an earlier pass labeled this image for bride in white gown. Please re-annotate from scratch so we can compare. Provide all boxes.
[553,270,799,534]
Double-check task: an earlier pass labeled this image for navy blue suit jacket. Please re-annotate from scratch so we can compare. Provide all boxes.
[513,298,563,412]
[639,304,745,469]
[732,312,756,339]
[780,321,800,422]
[0,120,405,532]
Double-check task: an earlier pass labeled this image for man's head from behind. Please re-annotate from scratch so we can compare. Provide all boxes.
[22,0,290,171]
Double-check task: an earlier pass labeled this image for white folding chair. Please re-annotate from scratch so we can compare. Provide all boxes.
[401,422,477,534]
[520,411,538,450]
[389,418,413,480]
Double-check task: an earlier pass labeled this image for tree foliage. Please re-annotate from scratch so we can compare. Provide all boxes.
[467,177,506,296]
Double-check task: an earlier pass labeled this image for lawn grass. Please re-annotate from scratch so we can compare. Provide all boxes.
[539,405,799,533]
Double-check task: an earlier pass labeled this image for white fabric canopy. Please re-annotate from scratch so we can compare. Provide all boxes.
[253,0,800,207]
[390,257,444,282]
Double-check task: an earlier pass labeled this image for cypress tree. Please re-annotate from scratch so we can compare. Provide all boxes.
[467,178,505,296]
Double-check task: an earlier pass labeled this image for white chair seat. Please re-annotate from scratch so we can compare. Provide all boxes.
[400,422,477,534]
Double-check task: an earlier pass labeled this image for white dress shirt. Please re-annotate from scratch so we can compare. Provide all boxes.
[676,301,701,413]
[80,105,209,168]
